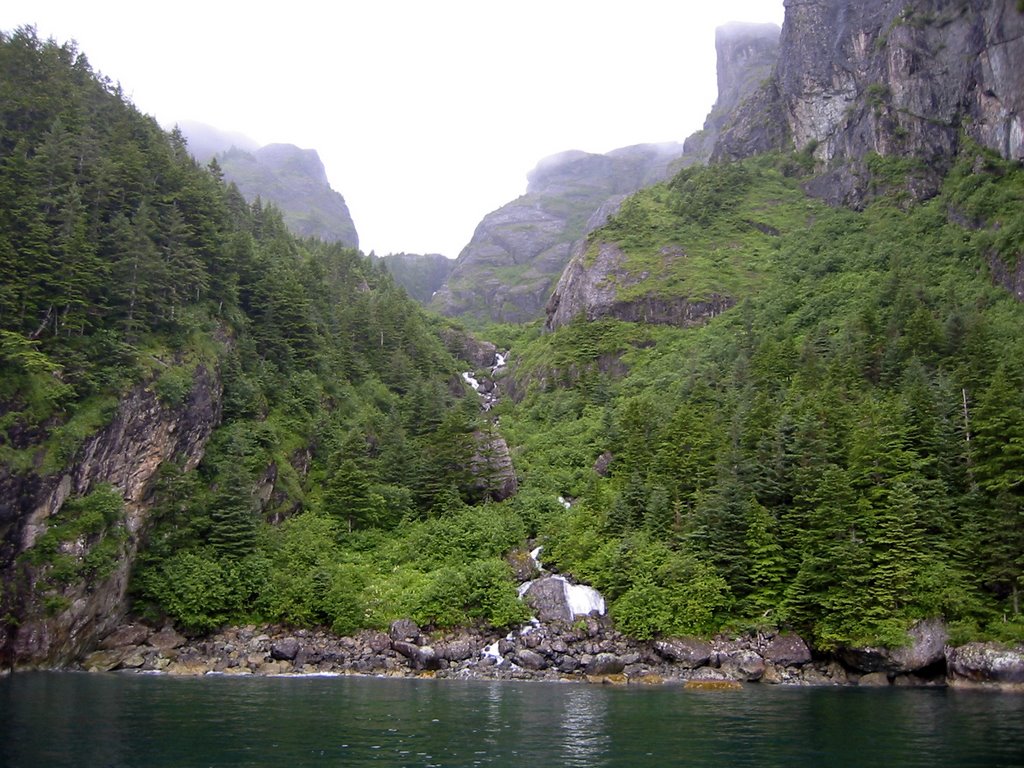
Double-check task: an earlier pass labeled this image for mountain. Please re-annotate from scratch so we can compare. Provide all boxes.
[501,2,1024,652]
[429,22,781,325]
[178,122,359,248]
[429,143,687,323]
[0,29,509,666]
[374,252,455,304]
[713,0,1024,203]
[547,1,1024,330]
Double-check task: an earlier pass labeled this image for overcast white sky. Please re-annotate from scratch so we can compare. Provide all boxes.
[2,1,783,258]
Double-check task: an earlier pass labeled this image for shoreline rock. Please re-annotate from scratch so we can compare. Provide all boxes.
[56,618,1022,691]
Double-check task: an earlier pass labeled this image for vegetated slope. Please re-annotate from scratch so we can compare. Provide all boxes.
[499,148,1024,647]
[375,252,455,304]
[430,21,781,326]
[177,121,359,248]
[0,28,522,665]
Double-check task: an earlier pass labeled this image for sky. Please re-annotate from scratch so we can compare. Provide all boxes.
[2,1,784,258]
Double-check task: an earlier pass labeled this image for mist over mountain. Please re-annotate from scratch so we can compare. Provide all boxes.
[178,122,359,248]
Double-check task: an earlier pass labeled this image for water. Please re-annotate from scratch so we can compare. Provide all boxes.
[1,672,1022,767]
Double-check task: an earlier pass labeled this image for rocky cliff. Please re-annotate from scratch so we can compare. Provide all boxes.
[178,123,359,248]
[430,144,686,323]
[432,21,782,326]
[218,144,360,248]
[714,0,1024,205]
[683,22,783,162]
[0,366,221,667]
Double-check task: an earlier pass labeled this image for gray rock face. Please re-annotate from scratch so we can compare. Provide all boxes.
[946,643,1024,685]
[389,619,422,645]
[715,0,1024,205]
[0,365,221,667]
[841,618,948,673]
[524,577,574,624]
[653,638,714,668]
[763,633,813,667]
[216,143,359,248]
[430,143,686,323]
[467,430,518,502]
[684,23,782,162]
[545,241,737,330]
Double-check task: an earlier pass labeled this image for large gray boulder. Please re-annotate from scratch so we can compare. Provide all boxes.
[524,577,574,624]
[653,638,714,668]
[763,633,812,667]
[841,618,948,674]
[946,643,1024,686]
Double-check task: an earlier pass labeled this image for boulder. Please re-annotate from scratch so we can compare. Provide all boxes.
[946,643,1024,685]
[719,649,766,682]
[841,618,947,673]
[513,649,548,671]
[392,641,442,671]
[438,639,476,662]
[858,672,891,687]
[99,624,152,650]
[389,619,421,645]
[763,633,812,667]
[524,577,573,623]
[586,653,626,676]
[653,638,713,668]
[148,626,186,651]
[270,638,300,661]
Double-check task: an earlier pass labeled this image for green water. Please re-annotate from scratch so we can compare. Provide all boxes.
[1,672,1022,767]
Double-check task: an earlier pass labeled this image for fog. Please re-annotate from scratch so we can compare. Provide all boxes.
[1,0,784,258]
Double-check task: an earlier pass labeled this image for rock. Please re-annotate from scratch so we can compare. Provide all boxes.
[545,240,736,331]
[389,619,421,645]
[946,643,1024,686]
[714,0,1024,204]
[654,638,713,668]
[148,626,186,651]
[270,638,300,661]
[841,618,948,673]
[586,653,626,676]
[82,648,130,672]
[392,641,441,671]
[763,633,812,667]
[1,365,221,668]
[720,650,766,682]
[592,452,613,477]
[513,649,548,671]
[99,624,152,650]
[523,577,574,623]
[467,430,518,502]
[506,549,541,582]
[858,672,891,687]
[438,640,475,662]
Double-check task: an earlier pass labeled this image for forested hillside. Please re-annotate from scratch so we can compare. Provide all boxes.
[0,29,522,661]
[2,13,1023,671]
[498,150,1024,647]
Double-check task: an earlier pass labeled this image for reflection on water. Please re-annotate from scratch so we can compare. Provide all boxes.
[559,685,610,767]
[1,673,1022,767]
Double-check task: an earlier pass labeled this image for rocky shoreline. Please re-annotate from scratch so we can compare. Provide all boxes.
[70,617,1024,692]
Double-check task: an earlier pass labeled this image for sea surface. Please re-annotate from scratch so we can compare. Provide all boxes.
[1,671,1022,767]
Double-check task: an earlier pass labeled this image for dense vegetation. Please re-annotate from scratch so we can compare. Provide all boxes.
[497,150,1024,646]
[0,29,524,634]
[2,27,1022,651]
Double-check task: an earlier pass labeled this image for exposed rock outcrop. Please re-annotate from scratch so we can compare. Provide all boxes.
[840,618,948,674]
[714,0,1024,205]
[946,642,1024,688]
[431,144,686,323]
[545,241,737,330]
[0,365,222,667]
